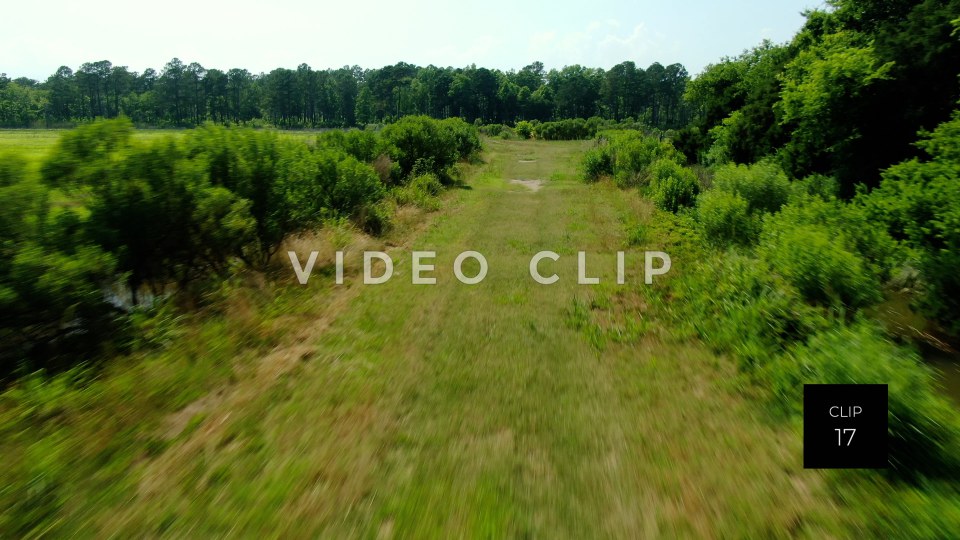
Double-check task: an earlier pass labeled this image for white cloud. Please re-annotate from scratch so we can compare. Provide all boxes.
[526,20,673,70]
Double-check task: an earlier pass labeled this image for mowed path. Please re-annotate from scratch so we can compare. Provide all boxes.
[112,139,841,537]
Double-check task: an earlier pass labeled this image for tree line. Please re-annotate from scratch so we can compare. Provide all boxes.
[0,60,690,129]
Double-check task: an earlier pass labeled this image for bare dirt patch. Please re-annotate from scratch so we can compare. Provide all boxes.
[509,179,544,192]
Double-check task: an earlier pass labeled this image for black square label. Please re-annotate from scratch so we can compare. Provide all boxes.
[803,384,888,469]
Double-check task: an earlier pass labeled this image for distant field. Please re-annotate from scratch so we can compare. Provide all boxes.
[0,130,70,163]
[0,128,322,167]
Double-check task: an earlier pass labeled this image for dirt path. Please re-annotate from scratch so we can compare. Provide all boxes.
[107,139,841,537]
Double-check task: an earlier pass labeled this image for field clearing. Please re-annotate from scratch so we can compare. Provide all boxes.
[0,128,321,168]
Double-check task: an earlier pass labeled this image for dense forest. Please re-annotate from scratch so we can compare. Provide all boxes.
[0,60,690,129]
[675,0,960,189]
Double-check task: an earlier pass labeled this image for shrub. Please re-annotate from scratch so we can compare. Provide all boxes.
[317,129,381,162]
[393,173,444,210]
[861,111,960,335]
[712,160,790,215]
[440,117,482,161]
[783,195,900,281]
[533,118,594,140]
[330,156,386,218]
[791,173,839,200]
[759,211,882,310]
[182,126,285,264]
[515,121,533,139]
[580,146,612,182]
[611,135,685,188]
[696,189,758,247]
[381,116,456,179]
[479,124,513,138]
[40,118,134,189]
[0,151,28,187]
[676,253,826,368]
[3,140,127,374]
[648,158,699,212]
[381,116,479,180]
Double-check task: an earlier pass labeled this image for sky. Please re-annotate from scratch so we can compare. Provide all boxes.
[2,0,824,81]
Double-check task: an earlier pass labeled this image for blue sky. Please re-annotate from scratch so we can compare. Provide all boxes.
[3,0,824,80]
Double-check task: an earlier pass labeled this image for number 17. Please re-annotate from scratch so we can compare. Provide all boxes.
[835,428,856,446]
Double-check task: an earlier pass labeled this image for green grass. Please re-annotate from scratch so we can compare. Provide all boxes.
[0,128,317,167]
[2,136,893,537]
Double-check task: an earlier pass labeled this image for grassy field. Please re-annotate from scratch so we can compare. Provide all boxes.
[1,135,863,537]
[0,128,318,167]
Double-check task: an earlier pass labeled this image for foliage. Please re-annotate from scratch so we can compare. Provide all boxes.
[777,31,894,184]
[532,118,595,140]
[580,146,612,182]
[675,253,826,368]
[2,116,469,373]
[683,41,792,166]
[478,123,514,139]
[695,189,757,247]
[0,58,690,130]
[711,160,790,214]
[758,204,883,310]
[579,130,687,188]
[381,115,480,181]
[613,135,685,187]
[440,117,483,162]
[392,173,444,210]
[769,322,960,480]
[684,1,960,193]
[317,129,381,162]
[790,173,839,200]
[862,110,960,335]
[648,158,699,212]
[514,120,533,139]
[1,155,120,374]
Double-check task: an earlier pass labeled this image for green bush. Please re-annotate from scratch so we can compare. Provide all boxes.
[0,151,28,187]
[440,117,482,162]
[696,189,758,247]
[712,160,790,215]
[533,118,594,140]
[331,156,386,222]
[780,195,899,282]
[648,158,699,212]
[515,121,533,139]
[611,135,685,188]
[479,123,514,139]
[768,322,960,479]
[393,173,444,210]
[40,118,135,190]
[381,116,479,181]
[791,174,839,200]
[580,146,612,182]
[675,253,826,368]
[1,211,121,374]
[86,134,259,290]
[862,110,960,335]
[759,210,882,310]
[316,129,381,162]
